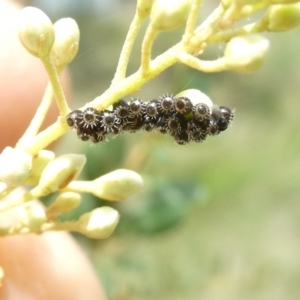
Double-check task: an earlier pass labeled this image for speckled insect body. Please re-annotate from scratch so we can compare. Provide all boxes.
[66,94,235,145]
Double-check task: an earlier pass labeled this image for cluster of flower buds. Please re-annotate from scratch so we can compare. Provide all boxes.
[18,7,79,68]
[66,89,235,145]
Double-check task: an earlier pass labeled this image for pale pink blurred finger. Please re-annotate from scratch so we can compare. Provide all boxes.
[0,232,107,300]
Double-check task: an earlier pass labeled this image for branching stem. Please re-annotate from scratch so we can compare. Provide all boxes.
[41,56,70,116]
[141,24,159,75]
[111,9,146,84]
[183,0,203,47]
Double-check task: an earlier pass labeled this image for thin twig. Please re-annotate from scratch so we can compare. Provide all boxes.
[141,24,159,75]
[41,57,70,116]
[22,117,69,155]
[111,10,146,84]
[177,53,227,72]
[183,0,203,47]
[207,21,265,44]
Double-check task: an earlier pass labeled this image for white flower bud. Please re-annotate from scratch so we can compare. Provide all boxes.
[20,204,47,231]
[18,7,55,58]
[224,34,269,73]
[0,147,32,187]
[176,89,213,112]
[46,192,81,220]
[90,169,144,201]
[38,154,86,194]
[50,18,80,69]
[150,0,193,31]
[262,3,300,32]
[26,150,55,185]
[78,207,119,239]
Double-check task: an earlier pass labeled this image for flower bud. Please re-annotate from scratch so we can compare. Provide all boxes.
[38,154,86,194]
[20,204,47,231]
[176,89,213,113]
[150,0,193,31]
[18,7,55,58]
[262,3,300,32]
[50,18,80,69]
[46,192,81,220]
[224,34,269,73]
[0,147,32,187]
[78,207,119,239]
[26,150,55,185]
[137,0,155,15]
[90,169,144,201]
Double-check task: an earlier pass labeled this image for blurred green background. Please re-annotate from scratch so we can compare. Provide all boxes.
[24,0,300,299]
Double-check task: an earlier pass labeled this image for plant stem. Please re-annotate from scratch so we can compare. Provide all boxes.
[111,10,146,84]
[85,44,178,111]
[141,24,159,75]
[63,180,93,193]
[41,56,70,116]
[192,4,226,49]
[183,0,203,47]
[22,117,69,155]
[177,53,227,72]
[207,21,265,43]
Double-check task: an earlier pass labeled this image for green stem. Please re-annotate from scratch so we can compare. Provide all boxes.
[177,53,227,72]
[41,57,70,116]
[62,180,92,193]
[141,24,159,75]
[111,10,146,84]
[85,44,179,111]
[207,21,265,44]
[198,1,269,46]
[191,4,227,49]
[183,0,203,47]
[22,117,70,155]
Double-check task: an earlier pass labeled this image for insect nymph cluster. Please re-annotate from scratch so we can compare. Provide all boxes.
[66,90,235,145]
